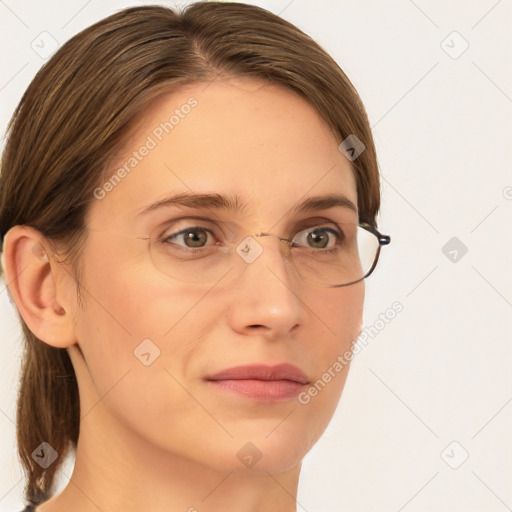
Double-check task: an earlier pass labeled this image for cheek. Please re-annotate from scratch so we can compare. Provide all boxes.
[302,284,364,404]
[71,247,216,394]
[70,264,225,454]
[309,281,364,357]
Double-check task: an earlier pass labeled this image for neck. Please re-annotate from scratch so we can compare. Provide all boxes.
[37,401,301,512]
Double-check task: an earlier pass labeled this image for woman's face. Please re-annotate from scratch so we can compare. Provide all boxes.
[66,77,364,474]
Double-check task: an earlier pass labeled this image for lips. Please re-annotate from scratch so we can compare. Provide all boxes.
[205,363,310,384]
[205,363,310,402]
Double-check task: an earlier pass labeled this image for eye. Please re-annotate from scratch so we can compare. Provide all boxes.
[293,226,341,249]
[163,226,215,249]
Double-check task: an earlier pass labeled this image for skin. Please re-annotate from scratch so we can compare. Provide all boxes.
[4,77,364,512]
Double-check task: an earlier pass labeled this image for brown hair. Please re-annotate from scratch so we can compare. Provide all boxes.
[0,1,380,506]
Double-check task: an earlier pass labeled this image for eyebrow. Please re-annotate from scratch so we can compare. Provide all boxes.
[136,192,357,217]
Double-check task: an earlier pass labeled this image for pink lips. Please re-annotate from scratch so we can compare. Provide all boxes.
[205,363,310,402]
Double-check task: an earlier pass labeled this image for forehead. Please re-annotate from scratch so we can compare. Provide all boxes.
[89,77,357,228]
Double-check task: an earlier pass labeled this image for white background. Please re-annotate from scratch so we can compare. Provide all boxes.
[1,1,511,511]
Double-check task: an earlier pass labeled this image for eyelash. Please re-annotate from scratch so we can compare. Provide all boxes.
[162,226,218,251]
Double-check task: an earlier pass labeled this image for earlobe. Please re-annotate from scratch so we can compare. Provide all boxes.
[2,225,76,348]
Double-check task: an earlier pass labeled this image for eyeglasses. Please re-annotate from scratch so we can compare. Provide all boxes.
[137,220,390,288]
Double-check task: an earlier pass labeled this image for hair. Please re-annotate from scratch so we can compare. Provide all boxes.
[0,1,380,507]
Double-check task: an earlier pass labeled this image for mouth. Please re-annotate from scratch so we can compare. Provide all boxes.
[205,363,310,403]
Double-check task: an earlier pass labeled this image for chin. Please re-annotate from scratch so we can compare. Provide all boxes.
[192,432,313,475]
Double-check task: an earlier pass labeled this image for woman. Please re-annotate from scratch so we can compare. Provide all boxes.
[0,2,390,511]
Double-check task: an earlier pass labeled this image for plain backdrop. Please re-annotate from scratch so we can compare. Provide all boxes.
[1,1,511,511]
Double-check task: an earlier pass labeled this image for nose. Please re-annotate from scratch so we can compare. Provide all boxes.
[226,235,307,339]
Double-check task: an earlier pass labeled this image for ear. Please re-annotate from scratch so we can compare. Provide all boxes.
[2,225,76,348]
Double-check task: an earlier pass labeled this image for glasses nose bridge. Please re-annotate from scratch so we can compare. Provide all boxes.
[253,232,293,257]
